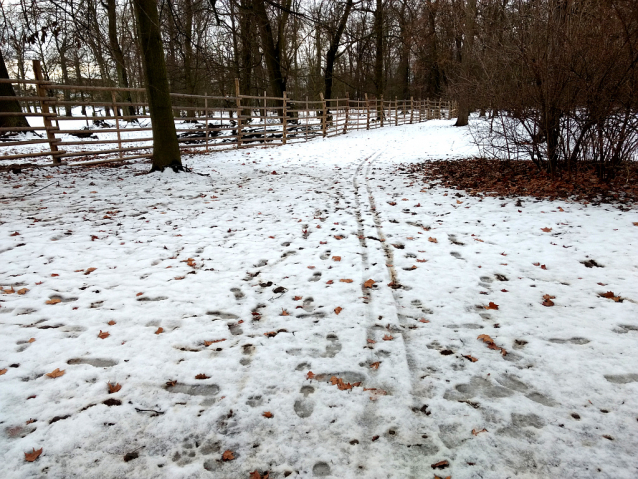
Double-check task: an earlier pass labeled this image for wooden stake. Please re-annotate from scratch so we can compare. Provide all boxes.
[410,97,414,124]
[305,95,309,141]
[395,97,398,126]
[32,60,61,164]
[380,94,384,127]
[320,92,327,137]
[204,92,209,153]
[263,91,267,141]
[344,92,349,134]
[235,78,242,148]
[110,90,123,158]
[282,91,287,145]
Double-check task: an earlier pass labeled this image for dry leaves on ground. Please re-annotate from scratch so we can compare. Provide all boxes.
[340,278,353,283]
[383,334,394,341]
[472,428,488,436]
[478,334,507,356]
[428,237,438,243]
[46,368,65,378]
[262,411,273,418]
[195,373,210,380]
[334,307,343,315]
[600,291,622,302]
[330,376,361,391]
[364,279,375,288]
[45,298,61,305]
[98,330,110,339]
[485,302,499,310]
[542,294,556,307]
[222,450,235,461]
[108,382,122,393]
[24,448,43,462]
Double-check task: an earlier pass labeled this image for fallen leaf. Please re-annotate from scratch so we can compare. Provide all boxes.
[419,318,430,323]
[340,279,353,283]
[326,280,334,284]
[428,237,438,243]
[174,276,185,280]
[293,296,302,301]
[204,339,226,346]
[17,288,28,295]
[166,380,177,387]
[1,286,15,294]
[472,428,488,436]
[108,320,116,326]
[501,289,508,292]
[0,368,6,375]
[485,302,499,310]
[332,256,341,261]
[45,298,61,305]
[382,334,394,341]
[457,200,463,204]
[264,331,278,337]
[136,292,143,297]
[84,267,97,275]
[477,334,507,356]
[364,279,375,288]
[222,450,235,461]
[367,339,376,344]
[108,382,122,394]
[281,309,289,316]
[46,368,65,378]
[155,327,164,334]
[334,307,343,315]
[431,460,449,469]
[262,411,273,418]
[540,264,547,270]
[334,235,344,240]
[24,448,43,462]
[388,201,397,206]
[370,362,381,370]
[463,355,478,362]
[307,266,315,269]
[28,338,36,343]
[542,298,555,307]
[416,259,427,263]
[98,330,110,339]
[600,291,622,302]
[541,227,552,232]
[543,294,556,300]
[306,371,315,380]
[195,373,210,380]
[330,376,360,391]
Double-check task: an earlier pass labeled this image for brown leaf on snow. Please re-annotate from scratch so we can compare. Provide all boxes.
[477,334,507,356]
[293,296,302,301]
[204,339,226,346]
[370,362,381,370]
[330,376,360,391]
[262,411,273,418]
[98,330,110,339]
[108,382,122,394]
[264,331,278,337]
[364,279,375,288]
[540,264,547,270]
[334,235,344,240]
[0,368,7,375]
[382,334,394,341]
[463,355,478,362]
[542,298,555,307]
[249,471,270,479]
[340,279,353,283]
[1,286,15,294]
[334,306,343,315]
[306,371,316,380]
[155,327,164,335]
[45,298,61,305]
[600,291,622,302]
[222,450,235,461]
[428,237,438,243]
[332,256,341,261]
[485,302,499,310]
[84,267,97,275]
[431,460,449,469]
[195,374,210,380]
[326,280,334,284]
[17,288,28,295]
[24,448,43,462]
[281,309,290,316]
[28,338,36,343]
[367,339,376,344]
[472,428,488,436]
[416,259,427,263]
[108,320,116,326]
[46,368,65,378]
[541,227,552,232]
[419,318,430,323]
[166,380,177,387]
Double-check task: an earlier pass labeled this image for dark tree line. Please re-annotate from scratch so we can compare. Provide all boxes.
[1,0,637,173]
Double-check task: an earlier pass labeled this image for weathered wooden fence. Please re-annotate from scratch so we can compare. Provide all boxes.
[1,65,456,166]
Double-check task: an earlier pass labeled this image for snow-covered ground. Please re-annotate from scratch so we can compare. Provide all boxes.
[1,121,637,479]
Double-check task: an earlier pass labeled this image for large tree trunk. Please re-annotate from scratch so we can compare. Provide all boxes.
[0,49,30,130]
[106,0,136,117]
[133,0,182,172]
[455,0,476,127]
[252,0,288,101]
[373,0,384,98]
[323,0,354,102]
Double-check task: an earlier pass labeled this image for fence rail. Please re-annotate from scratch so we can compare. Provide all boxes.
[1,74,456,166]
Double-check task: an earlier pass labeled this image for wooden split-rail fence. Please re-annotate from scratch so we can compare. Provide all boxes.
[1,64,457,166]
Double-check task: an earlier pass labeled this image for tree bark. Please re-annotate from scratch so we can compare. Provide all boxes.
[252,0,288,100]
[106,0,136,117]
[0,48,30,130]
[455,0,476,127]
[323,0,354,102]
[133,0,182,172]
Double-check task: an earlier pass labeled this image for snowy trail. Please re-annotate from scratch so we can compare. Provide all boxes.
[1,122,637,479]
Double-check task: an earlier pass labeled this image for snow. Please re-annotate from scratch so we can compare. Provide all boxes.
[1,120,637,478]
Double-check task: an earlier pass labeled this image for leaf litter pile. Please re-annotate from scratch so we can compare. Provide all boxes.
[1,121,637,478]
[401,158,638,208]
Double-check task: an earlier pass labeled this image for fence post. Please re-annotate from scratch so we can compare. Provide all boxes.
[205,92,209,152]
[305,95,309,140]
[394,97,398,126]
[282,91,287,145]
[380,94,384,127]
[410,97,414,124]
[110,90,123,159]
[365,93,370,130]
[32,60,61,164]
[235,78,242,148]
[344,92,349,134]
[263,91,267,141]
[320,92,327,137]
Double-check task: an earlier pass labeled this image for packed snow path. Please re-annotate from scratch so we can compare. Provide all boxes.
[1,121,637,479]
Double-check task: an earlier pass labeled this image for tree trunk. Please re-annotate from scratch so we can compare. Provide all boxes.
[0,49,30,130]
[323,0,354,102]
[455,0,476,127]
[106,0,136,117]
[133,0,182,172]
[374,0,384,120]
